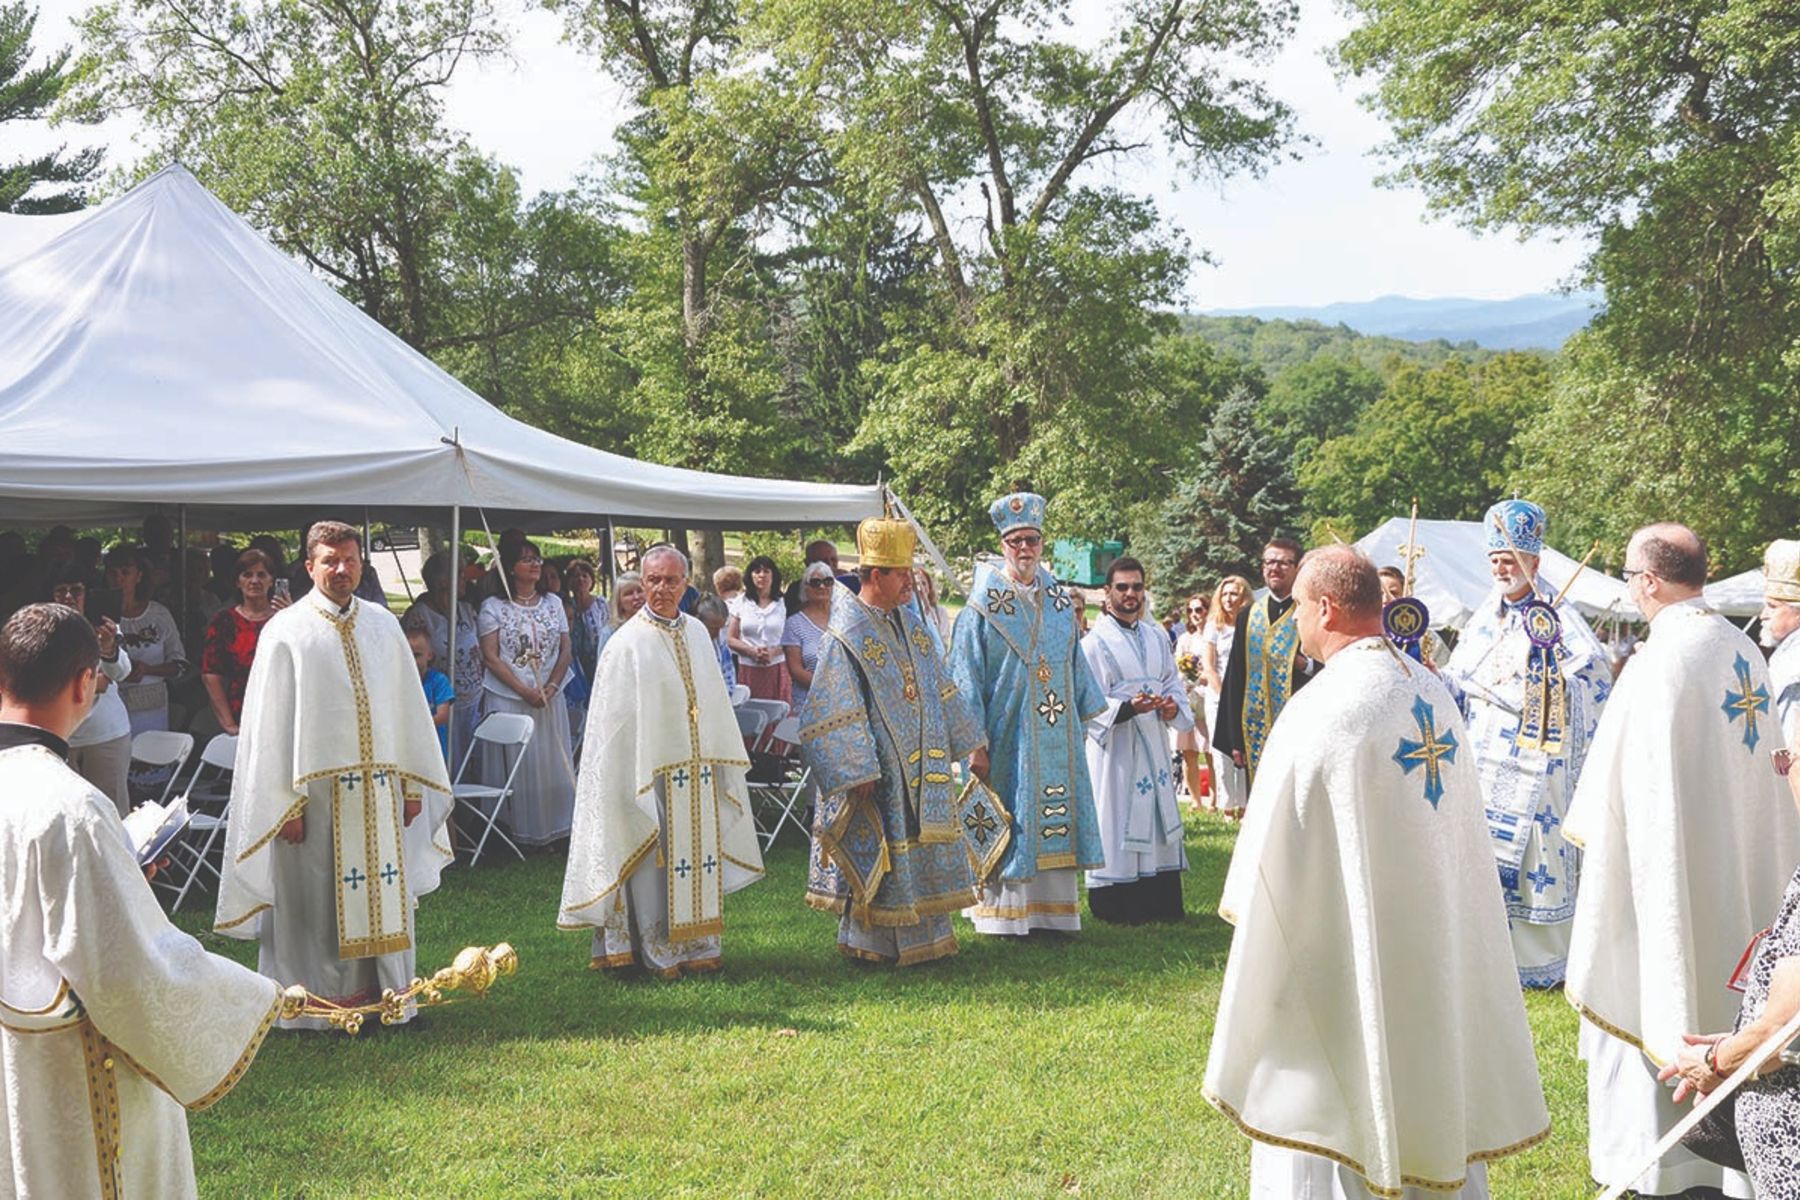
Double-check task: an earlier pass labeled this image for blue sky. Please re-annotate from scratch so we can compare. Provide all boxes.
[22,0,1588,308]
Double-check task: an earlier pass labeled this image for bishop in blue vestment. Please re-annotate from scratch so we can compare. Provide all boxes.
[951,492,1106,936]
[800,517,988,965]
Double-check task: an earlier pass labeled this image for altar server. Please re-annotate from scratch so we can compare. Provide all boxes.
[951,492,1106,936]
[1080,556,1191,924]
[1439,499,1612,988]
[216,522,453,1030]
[560,545,764,977]
[1565,522,1800,1197]
[1,604,280,1198]
[1205,547,1548,1199]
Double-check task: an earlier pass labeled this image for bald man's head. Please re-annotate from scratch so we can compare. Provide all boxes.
[1628,522,1708,589]
[1296,546,1383,618]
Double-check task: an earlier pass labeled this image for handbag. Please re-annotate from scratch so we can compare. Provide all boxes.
[1679,1093,1746,1172]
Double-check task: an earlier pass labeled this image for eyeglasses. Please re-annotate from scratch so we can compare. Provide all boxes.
[807,579,833,588]
[1187,605,1206,613]
[51,585,85,598]
[1112,582,1145,593]
[516,555,542,565]
[1003,534,1043,549]
[1622,567,1649,582]
[1262,558,1297,568]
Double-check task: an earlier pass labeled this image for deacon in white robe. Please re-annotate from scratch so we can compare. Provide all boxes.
[1205,548,1548,1200]
[1565,522,1800,1198]
[1439,499,1612,988]
[1762,538,1800,748]
[215,526,453,1031]
[1080,558,1191,924]
[0,604,280,1199]
[559,546,764,977]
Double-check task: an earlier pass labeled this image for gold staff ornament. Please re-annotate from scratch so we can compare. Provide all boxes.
[1383,498,1432,662]
[278,943,518,1036]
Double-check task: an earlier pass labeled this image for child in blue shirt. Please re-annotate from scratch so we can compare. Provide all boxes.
[408,625,455,760]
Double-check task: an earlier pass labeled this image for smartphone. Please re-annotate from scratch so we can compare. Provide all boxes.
[272,578,291,602]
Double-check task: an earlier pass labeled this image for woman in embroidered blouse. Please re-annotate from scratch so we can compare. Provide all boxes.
[729,555,790,706]
[104,544,188,736]
[200,549,285,735]
[476,540,577,846]
[1660,763,1800,1197]
[565,559,613,683]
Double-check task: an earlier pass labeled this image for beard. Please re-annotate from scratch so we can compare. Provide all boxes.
[1762,623,1791,649]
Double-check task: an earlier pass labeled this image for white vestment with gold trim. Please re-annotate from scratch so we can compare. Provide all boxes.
[215,590,452,1028]
[1564,598,1800,1196]
[1204,639,1547,1198]
[0,743,279,1199]
[559,609,762,975]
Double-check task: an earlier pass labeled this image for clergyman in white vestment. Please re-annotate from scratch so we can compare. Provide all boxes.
[0,604,280,1199]
[1565,523,1800,1197]
[1438,499,1612,988]
[1205,548,1549,1199]
[1080,556,1191,924]
[559,546,764,977]
[215,524,453,1031]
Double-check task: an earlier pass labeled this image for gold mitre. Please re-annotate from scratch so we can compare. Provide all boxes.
[857,516,916,569]
[1766,538,1800,603]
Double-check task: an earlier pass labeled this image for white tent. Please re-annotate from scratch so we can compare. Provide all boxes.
[0,165,884,530]
[1354,517,1638,629]
[1704,568,1767,620]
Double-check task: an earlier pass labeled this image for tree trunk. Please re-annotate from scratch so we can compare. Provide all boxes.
[692,529,726,587]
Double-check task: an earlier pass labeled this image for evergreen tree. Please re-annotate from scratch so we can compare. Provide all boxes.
[1,1,98,213]
[1143,386,1303,599]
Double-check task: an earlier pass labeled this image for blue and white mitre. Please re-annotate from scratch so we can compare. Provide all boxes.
[989,491,1047,536]
[1485,499,1547,557]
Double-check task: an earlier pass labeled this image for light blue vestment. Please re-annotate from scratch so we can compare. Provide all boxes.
[950,562,1106,880]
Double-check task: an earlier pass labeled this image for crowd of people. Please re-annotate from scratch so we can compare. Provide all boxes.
[4,496,1800,1199]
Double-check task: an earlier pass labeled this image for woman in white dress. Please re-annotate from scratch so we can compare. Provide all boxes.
[476,540,577,846]
[1201,574,1252,819]
[1172,592,1213,810]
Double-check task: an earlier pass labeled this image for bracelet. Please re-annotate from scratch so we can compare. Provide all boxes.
[1705,1040,1723,1075]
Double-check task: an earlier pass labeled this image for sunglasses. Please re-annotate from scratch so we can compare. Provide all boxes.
[1262,558,1297,568]
[1112,582,1145,593]
[807,578,833,587]
[1003,534,1043,549]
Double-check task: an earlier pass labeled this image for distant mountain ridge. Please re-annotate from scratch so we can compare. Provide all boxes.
[1204,291,1601,350]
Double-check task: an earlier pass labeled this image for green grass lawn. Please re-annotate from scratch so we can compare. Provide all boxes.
[175,813,1594,1198]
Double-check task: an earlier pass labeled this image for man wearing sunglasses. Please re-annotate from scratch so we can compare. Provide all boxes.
[1212,536,1317,787]
[950,492,1106,937]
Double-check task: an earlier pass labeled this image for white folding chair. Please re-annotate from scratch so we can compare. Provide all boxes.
[729,683,751,707]
[129,731,194,807]
[739,699,789,753]
[451,712,534,865]
[735,707,768,746]
[750,716,813,850]
[154,733,234,913]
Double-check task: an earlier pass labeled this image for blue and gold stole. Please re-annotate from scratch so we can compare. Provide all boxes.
[1242,599,1299,782]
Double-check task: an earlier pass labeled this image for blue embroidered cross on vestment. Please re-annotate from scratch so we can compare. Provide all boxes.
[380,862,398,885]
[1525,863,1556,894]
[342,867,367,891]
[1394,695,1458,809]
[1722,653,1771,752]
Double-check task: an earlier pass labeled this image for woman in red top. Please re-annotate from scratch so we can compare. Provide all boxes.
[200,548,285,734]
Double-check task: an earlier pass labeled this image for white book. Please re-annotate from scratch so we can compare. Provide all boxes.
[122,795,190,867]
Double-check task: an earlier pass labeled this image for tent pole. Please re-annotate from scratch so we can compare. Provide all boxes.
[606,517,617,592]
[177,505,188,652]
[446,504,461,774]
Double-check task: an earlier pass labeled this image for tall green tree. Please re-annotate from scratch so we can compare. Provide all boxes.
[1140,385,1302,599]
[1,0,99,212]
[1337,0,1800,563]
[1300,353,1551,539]
[787,0,1298,549]
[67,0,506,349]
[1257,354,1385,468]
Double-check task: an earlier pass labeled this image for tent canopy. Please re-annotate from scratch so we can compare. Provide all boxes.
[0,165,884,531]
[1354,517,1638,628]
[1703,568,1768,619]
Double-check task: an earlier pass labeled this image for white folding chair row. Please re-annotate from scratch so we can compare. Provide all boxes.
[735,707,768,744]
[129,730,194,807]
[750,716,812,850]
[728,683,751,707]
[153,732,233,913]
[450,712,533,866]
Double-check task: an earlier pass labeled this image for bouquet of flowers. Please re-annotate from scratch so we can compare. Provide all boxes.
[1177,652,1201,684]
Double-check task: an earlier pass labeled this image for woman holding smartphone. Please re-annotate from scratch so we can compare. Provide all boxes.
[200,549,286,735]
[46,567,136,815]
